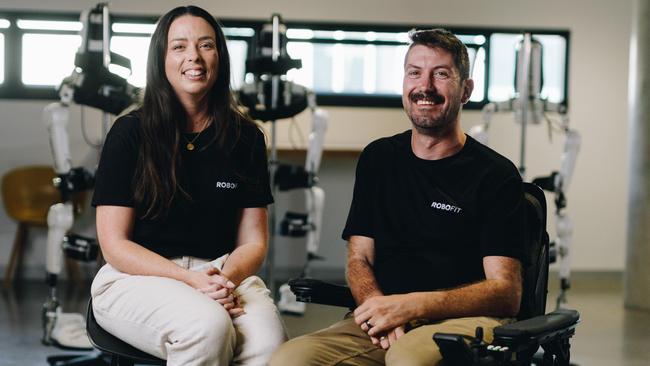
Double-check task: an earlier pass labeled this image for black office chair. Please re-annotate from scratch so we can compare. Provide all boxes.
[289,182,580,366]
[84,299,165,366]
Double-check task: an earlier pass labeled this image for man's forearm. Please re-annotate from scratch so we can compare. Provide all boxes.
[346,258,383,305]
[410,277,522,320]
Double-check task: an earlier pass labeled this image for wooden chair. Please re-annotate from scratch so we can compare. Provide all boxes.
[1,165,86,288]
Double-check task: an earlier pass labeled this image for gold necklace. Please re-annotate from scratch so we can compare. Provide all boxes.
[183,120,210,151]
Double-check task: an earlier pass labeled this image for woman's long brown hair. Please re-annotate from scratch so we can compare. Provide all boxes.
[134,5,255,219]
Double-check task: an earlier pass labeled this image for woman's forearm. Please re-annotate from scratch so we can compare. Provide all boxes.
[220,242,266,286]
[102,239,192,284]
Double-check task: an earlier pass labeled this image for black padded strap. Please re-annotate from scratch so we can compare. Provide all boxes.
[494,309,579,340]
[288,278,356,309]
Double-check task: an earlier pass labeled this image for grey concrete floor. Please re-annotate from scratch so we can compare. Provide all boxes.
[544,274,650,366]
[0,275,648,365]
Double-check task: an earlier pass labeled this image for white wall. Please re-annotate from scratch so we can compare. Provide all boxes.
[0,0,633,278]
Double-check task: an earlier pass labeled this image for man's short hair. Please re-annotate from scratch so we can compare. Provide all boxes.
[408,28,470,81]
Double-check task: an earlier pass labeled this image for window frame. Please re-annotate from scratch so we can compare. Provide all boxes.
[0,10,570,110]
[0,11,83,99]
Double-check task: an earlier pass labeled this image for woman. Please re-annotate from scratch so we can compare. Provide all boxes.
[90,6,286,365]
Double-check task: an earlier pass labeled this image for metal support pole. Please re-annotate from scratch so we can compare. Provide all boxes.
[625,0,650,312]
[518,33,532,180]
[101,4,111,139]
[264,14,282,298]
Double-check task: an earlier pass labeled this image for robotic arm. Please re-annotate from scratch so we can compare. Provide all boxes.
[273,100,329,262]
[468,33,581,308]
[59,4,139,115]
[44,104,73,175]
[42,104,75,304]
[305,101,328,175]
[237,14,330,314]
[558,129,581,194]
[304,101,328,261]
[41,3,138,348]
[533,127,581,308]
[277,104,328,315]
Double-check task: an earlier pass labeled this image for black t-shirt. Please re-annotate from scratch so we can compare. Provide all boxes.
[92,112,273,259]
[342,130,525,295]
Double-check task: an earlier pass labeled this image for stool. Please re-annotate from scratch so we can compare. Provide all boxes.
[83,299,165,365]
[1,165,86,288]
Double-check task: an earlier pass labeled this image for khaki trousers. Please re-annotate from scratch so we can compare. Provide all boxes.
[91,255,287,366]
[270,313,509,366]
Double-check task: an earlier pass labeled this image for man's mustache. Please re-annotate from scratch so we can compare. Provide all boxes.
[410,91,445,104]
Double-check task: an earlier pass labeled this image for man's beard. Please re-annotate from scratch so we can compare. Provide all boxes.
[406,90,461,137]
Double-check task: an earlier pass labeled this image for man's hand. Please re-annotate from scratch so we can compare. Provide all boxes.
[367,325,405,350]
[354,294,417,337]
[347,236,410,349]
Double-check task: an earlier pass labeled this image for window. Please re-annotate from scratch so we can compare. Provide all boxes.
[488,33,567,104]
[17,19,82,87]
[470,47,486,101]
[109,22,251,90]
[0,12,253,99]
[227,39,248,90]
[0,19,8,85]
[281,27,497,108]
[281,27,568,108]
[0,33,4,84]
[284,30,410,96]
[287,41,409,96]
[22,33,81,86]
[0,10,570,110]
[109,35,150,87]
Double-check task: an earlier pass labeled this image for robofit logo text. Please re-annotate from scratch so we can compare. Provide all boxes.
[431,201,462,213]
[216,182,238,189]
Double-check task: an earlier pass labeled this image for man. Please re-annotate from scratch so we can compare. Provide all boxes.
[270,28,526,366]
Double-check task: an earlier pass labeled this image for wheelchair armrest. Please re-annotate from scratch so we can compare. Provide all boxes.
[435,309,580,365]
[288,278,356,309]
[493,308,580,348]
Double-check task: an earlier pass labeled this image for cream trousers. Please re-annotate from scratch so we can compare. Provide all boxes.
[91,255,287,366]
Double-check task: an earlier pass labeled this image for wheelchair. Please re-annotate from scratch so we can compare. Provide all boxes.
[288,182,580,366]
